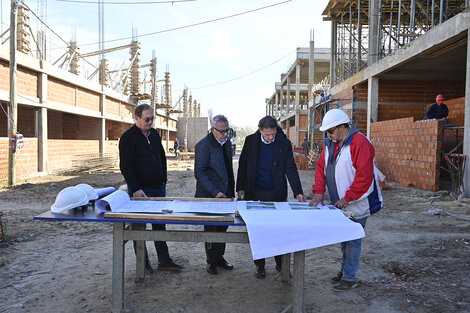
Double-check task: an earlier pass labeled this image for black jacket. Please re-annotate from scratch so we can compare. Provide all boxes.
[236,126,303,201]
[194,133,235,198]
[119,124,167,192]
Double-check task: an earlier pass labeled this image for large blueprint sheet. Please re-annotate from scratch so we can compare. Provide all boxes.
[239,209,366,260]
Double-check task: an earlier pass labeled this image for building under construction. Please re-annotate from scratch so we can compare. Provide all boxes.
[265,32,330,167]
[0,4,200,186]
[317,0,469,192]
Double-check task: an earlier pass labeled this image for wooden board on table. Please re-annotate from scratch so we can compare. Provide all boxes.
[132,196,233,202]
[104,212,234,222]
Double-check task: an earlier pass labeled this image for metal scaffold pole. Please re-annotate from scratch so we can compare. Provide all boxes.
[8,0,18,187]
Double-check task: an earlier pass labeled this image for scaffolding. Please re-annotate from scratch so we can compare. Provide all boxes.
[323,0,467,86]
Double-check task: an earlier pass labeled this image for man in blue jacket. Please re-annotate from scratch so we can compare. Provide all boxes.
[194,115,235,274]
[237,115,306,278]
[119,104,182,273]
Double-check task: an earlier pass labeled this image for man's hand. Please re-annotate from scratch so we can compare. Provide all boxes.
[309,193,324,206]
[215,192,227,198]
[296,194,306,202]
[334,198,348,209]
[237,190,245,200]
[133,189,147,197]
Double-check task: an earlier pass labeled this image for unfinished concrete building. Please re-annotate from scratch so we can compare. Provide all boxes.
[0,6,187,186]
[265,34,330,156]
[320,0,469,192]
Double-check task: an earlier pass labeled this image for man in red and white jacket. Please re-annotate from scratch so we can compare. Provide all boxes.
[309,109,383,291]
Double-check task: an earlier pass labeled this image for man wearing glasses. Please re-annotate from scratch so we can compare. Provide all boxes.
[194,115,235,275]
[309,108,382,291]
[237,115,306,278]
[119,104,182,273]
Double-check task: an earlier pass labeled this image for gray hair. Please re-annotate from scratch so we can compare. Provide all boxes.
[211,114,229,128]
[135,104,153,117]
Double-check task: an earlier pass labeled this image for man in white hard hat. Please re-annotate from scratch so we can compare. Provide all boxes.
[309,108,383,291]
[119,103,182,273]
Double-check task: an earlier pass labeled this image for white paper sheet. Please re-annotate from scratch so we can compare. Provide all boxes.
[168,201,238,214]
[95,187,116,198]
[239,209,366,260]
[95,190,171,213]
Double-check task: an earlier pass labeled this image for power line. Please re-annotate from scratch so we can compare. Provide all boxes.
[74,0,293,47]
[189,43,307,90]
[56,0,195,4]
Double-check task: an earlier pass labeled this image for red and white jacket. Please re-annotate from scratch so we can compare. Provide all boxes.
[312,126,383,218]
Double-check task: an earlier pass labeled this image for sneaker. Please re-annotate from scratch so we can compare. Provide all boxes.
[333,280,357,291]
[157,258,183,271]
[255,265,266,279]
[330,271,343,284]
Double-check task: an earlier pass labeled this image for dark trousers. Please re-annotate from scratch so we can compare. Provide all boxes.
[252,189,286,268]
[205,225,228,264]
[129,185,170,264]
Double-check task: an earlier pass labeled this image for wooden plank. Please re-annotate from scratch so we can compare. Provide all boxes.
[132,196,232,202]
[104,212,234,223]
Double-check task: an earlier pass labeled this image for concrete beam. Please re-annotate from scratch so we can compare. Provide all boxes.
[331,12,470,94]
[367,76,379,138]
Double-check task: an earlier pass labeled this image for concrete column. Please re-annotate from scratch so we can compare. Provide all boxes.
[280,86,284,114]
[330,21,337,86]
[308,31,315,141]
[275,91,279,118]
[287,76,291,113]
[99,94,106,155]
[367,76,379,138]
[286,119,291,139]
[463,32,470,196]
[295,63,300,111]
[368,0,380,65]
[37,69,47,172]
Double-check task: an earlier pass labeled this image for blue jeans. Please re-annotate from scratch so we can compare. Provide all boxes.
[340,217,367,282]
[129,185,170,263]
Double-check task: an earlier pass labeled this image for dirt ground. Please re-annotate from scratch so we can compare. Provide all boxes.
[1,153,470,313]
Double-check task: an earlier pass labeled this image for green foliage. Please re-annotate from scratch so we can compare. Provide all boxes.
[0,258,10,267]
[232,125,256,146]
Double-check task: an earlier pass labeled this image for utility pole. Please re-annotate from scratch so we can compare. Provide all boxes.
[8,0,18,187]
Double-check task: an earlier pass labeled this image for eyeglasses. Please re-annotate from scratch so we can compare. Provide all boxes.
[326,126,337,134]
[142,116,155,123]
[213,127,229,134]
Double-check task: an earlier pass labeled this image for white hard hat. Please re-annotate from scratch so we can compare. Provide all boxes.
[75,183,99,201]
[319,109,351,131]
[51,186,89,213]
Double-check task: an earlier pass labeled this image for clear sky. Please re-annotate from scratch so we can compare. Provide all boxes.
[2,0,331,128]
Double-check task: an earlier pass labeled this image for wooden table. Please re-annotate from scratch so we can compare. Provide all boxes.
[35,205,306,313]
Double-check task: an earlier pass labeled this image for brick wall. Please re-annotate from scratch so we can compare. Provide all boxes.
[47,139,100,171]
[0,60,8,92]
[48,77,76,106]
[48,110,63,139]
[371,117,442,191]
[0,138,38,184]
[17,66,38,98]
[77,88,100,111]
[0,102,8,137]
[105,98,120,116]
[17,105,36,137]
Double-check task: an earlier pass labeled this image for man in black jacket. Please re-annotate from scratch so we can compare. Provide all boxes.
[119,104,181,273]
[194,115,234,274]
[237,115,306,278]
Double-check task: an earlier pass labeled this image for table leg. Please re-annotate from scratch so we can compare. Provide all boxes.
[281,253,291,282]
[112,223,125,313]
[131,223,146,281]
[292,250,305,313]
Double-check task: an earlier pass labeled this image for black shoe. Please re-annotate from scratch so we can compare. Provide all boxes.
[330,271,343,284]
[255,265,265,279]
[333,280,357,291]
[206,263,218,275]
[217,258,234,270]
[157,258,183,271]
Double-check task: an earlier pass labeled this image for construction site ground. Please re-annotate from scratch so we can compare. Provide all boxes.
[1,154,470,313]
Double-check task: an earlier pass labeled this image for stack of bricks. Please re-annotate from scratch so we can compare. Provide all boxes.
[371,117,442,191]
